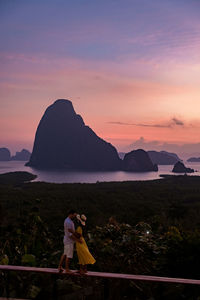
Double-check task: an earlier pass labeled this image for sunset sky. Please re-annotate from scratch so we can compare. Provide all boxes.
[1,0,200,155]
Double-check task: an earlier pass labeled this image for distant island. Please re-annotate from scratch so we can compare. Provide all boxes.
[148,150,181,165]
[0,148,31,161]
[0,148,10,161]
[187,157,200,162]
[123,149,158,172]
[172,161,194,173]
[119,150,181,165]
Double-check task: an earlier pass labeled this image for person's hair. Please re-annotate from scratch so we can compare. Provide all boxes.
[68,209,76,215]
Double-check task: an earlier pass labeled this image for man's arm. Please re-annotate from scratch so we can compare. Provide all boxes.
[68,228,82,243]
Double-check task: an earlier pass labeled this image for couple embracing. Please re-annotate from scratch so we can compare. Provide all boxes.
[58,209,96,274]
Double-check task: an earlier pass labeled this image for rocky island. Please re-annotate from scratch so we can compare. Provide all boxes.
[123,149,158,172]
[26,99,121,170]
[11,149,31,161]
[172,161,194,173]
[0,148,11,161]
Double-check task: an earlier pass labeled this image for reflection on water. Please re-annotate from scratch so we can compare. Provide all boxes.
[0,161,199,184]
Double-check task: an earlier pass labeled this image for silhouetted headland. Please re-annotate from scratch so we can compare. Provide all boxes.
[0,171,37,185]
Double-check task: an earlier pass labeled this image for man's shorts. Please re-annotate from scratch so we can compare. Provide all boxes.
[64,244,74,258]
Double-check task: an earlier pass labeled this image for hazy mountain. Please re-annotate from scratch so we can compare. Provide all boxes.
[11,149,31,161]
[148,151,180,165]
[119,150,181,165]
[123,149,158,172]
[26,99,121,170]
[0,148,11,161]
[160,151,181,161]
[125,137,200,160]
[187,157,200,162]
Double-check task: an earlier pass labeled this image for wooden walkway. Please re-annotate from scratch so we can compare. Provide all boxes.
[1,265,200,285]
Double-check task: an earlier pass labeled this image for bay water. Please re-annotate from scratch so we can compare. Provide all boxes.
[0,161,200,183]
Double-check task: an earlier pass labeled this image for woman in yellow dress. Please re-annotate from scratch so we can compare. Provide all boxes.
[75,214,96,274]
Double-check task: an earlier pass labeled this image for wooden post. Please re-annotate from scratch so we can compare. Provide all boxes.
[103,278,109,300]
[5,271,10,299]
[52,274,57,300]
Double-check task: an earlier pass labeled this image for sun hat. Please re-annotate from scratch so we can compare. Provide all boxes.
[76,214,87,226]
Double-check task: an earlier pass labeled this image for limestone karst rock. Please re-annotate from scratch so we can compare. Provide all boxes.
[0,148,11,161]
[26,99,121,170]
[123,149,158,172]
[172,161,194,173]
[11,149,31,161]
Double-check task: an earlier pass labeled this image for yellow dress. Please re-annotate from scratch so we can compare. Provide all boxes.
[76,226,96,265]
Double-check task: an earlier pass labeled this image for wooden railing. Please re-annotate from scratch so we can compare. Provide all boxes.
[1,265,200,299]
[1,265,200,285]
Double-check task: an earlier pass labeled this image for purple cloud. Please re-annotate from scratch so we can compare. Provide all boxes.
[108,117,185,128]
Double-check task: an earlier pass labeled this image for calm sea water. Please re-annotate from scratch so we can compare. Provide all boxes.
[0,161,199,183]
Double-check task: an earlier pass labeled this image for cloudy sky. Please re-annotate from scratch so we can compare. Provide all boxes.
[1,0,200,154]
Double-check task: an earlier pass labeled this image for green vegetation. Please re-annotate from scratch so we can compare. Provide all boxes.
[1,172,200,299]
